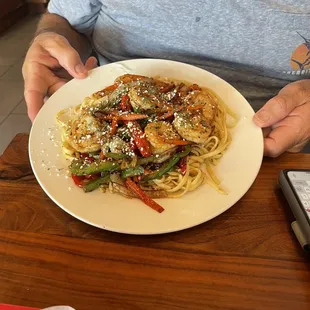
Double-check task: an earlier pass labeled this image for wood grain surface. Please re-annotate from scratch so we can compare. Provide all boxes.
[0,134,309,310]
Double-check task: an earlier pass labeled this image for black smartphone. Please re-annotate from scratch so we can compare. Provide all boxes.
[278,169,310,250]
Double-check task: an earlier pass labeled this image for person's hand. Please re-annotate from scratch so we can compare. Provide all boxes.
[22,32,97,121]
[253,79,310,157]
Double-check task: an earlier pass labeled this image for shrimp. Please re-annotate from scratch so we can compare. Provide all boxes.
[173,90,218,144]
[115,74,153,85]
[115,74,168,89]
[65,114,111,153]
[185,90,218,122]
[77,95,110,115]
[128,84,162,111]
[144,121,179,154]
[78,83,129,114]
[117,75,172,111]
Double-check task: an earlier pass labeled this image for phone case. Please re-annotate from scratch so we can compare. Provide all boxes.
[278,170,310,250]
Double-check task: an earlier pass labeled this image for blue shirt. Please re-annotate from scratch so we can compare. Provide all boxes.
[48,0,310,110]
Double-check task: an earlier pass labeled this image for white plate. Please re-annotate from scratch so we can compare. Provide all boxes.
[29,59,263,235]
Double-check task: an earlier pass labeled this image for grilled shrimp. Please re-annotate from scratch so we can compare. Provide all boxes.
[185,90,218,122]
[79,83,129,114]
[115,74,168,89]
[128,84,162,111]
[66,114,110,153]
[173,90,218,144]
[115,74,153,85]
[144,121,179,154]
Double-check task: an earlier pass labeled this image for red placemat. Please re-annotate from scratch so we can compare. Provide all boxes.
[0,305,40,310]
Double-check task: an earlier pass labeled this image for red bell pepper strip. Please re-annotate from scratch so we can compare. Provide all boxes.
[126,122,152,157]
[111,117,118,135]
[125,178,164,213]
[72,174,101,187]
[158,111,174,120]
[101,113,148,121]
[159,83,175,93]
[71,174,86,187]
[120,95,152,157]
[120,94,132,110]
[179,156,187,175]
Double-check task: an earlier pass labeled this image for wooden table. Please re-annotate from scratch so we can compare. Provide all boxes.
[0,134,309,310]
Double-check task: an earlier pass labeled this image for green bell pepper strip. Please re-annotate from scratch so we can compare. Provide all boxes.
[142,145,191,182]
[69,159,120,176]
[83,175,111,193]
[136,155,156,165]
[105,152,129,159]
[121,166,144,179]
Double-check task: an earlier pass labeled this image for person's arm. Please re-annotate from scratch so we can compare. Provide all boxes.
[34,12,92,62]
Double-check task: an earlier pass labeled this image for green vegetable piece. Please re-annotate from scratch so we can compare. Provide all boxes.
[137,155,155,165]
[138,118,149,128]
[143,145,191,182]
[105,152,128,159]
[121,166,144,179]
[83,175,110,193]
[69,159,120,176]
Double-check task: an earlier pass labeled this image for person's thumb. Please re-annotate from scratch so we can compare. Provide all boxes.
[40,34,88,79]
[46,57,98,97]
[253,94,295,128]
[253,80,310,128]
[85,56,98,71]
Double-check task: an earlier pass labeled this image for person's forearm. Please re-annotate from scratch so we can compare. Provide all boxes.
[35,12,92,62]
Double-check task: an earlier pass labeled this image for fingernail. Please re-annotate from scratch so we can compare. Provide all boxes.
[91,58,98,67]
[75,64,86,75]
[255,110,270,123]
